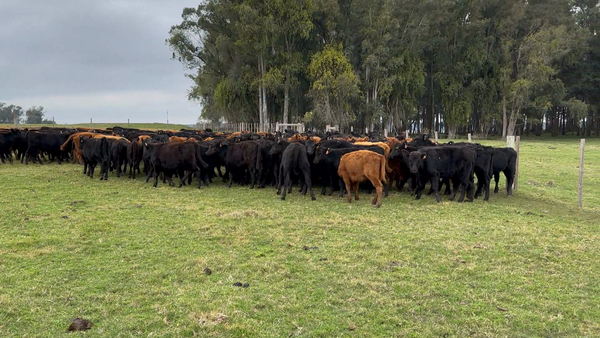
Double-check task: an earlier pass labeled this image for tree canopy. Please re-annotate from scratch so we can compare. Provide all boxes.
[168,0,600,137]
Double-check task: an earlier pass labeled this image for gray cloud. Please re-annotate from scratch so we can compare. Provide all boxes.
[0,0,201,124]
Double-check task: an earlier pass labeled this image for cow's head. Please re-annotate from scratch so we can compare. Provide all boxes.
[389,144,404,159]
[305,139,316,156]
[408,151,426,174]
[205,141,222,156]
[313,147,329,164]
[269,139,284,156]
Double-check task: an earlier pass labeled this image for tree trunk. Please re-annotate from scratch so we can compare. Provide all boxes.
[502,98,508,139]
[258,57,264,130]
[283,68,290,124]
[507,106,518,137]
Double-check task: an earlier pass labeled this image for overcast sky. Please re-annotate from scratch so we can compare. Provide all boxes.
[0,0,202,125]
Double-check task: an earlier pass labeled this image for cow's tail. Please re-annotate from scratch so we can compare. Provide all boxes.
[196,143,209,169]
[380,156,388,184]
[487,149,494,179]
[101,138,111,163]
[60,134,74,151]
[255,146,263,173]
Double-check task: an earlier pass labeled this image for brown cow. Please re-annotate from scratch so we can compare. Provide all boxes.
[337,150,387,208]
[169,136,188,143]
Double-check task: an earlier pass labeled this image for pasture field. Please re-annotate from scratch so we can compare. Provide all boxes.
[0,138,598,337]
[0,122,192,131]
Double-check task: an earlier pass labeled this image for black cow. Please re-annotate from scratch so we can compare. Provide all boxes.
[270,142,315,201]
[127,139,143,179]
[492,147,517,196]
[0,129,21,164]
[404,145,476,203]
[255,138,275,188]
[145,142,209,188]
[437,142,495,201]
[111,139,130,178]
[80,136,111,180]
[24,131,71,164]
[407,134,437,148]
[207,139,262,188]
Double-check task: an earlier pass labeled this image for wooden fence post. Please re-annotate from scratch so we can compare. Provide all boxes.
[434,131,438,142]
[405,130,409,139]
[468,133,472,143]
[578,139,585,207]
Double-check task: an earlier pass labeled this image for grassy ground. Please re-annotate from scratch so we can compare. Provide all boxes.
[0,123,192,131]
[0,138,598,337]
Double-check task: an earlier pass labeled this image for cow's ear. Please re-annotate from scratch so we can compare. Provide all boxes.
[422,155,427,159]
[401,149,409,158]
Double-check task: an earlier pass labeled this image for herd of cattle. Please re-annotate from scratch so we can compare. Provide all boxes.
[0,126,517,207]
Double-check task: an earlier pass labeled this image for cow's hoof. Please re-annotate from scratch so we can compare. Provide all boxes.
[280,197,286,201]
[311,197,316,201]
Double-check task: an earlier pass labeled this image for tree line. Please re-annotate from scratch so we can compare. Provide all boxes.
[0,103,53,125]
[167,0,600,138]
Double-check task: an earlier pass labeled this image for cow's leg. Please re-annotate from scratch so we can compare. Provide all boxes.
[383,177,389,197]
[196,169,208,189]
[280,173,291,201]
[103,161,109,180]
[301,168,316,201]
[467,173,475,202]
[249,167,256,189]
[152,169,158,188]
[276,165,282,195]
[343,177,352,203]
[457,178,467,203]
[449,178,460,201]
[414,177,424,200]
[494,172,500,193]
[371,178,383,208]
[227,165,234,188]
[398,179,406,192]
[352,182,360,201]
[430,176,441,203]
[505,169,514,196]
[483,176,490,201]
[338,177,346,198]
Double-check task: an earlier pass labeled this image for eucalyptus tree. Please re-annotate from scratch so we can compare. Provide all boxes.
[307,45,360,129]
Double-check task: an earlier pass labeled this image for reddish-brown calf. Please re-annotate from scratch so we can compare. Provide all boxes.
[337,150,387,208]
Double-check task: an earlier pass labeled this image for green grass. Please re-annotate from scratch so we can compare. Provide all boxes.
[0,138,598,337]
[0,122,192,131]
